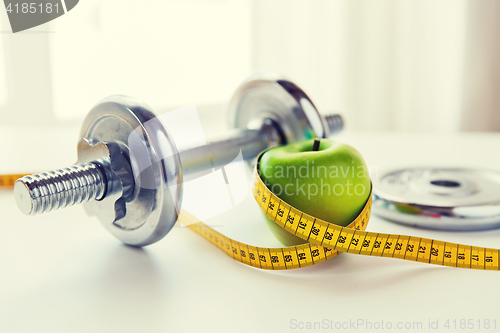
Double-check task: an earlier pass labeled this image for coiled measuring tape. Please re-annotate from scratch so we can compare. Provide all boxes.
[2,170,499,271]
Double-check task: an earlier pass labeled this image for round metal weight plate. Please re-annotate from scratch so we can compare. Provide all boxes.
[373,167,500,231]
[228,72,328,143]
[78,95,183,246]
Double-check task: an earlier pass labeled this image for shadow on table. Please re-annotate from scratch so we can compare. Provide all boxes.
[0,244,170,332]
[232,249,449,295]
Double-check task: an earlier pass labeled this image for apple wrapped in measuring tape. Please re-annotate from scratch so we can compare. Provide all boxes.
[258,139,372,246]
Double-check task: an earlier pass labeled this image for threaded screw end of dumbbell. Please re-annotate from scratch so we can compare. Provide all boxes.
[14,163,106,216]
[324,114,344,135]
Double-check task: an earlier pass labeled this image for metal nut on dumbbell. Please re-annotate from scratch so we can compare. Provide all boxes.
[14,73,344,247]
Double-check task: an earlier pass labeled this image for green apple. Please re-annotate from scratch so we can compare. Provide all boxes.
[258,139,371,246]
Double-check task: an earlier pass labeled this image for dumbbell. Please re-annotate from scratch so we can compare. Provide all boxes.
[14,73,344,246]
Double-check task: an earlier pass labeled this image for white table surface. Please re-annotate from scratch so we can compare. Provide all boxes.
[1,124,500,333]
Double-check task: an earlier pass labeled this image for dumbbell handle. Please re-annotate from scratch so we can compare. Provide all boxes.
[179,113,343,176]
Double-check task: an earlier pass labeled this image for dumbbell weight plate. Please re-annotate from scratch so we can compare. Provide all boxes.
[228,73,328,144]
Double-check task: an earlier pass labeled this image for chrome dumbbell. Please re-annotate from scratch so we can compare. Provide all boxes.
[14,73,344,247]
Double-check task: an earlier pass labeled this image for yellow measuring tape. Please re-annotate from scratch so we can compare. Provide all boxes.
[0,174,30,188]
[2,169,499,271]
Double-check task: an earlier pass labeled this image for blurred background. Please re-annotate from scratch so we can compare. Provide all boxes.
[0,0,499,132]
